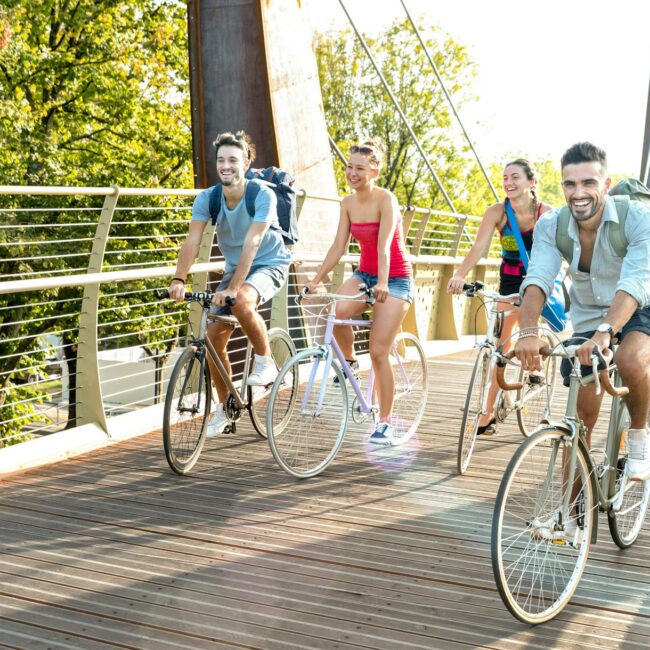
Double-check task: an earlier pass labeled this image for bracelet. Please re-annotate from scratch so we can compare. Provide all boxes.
[517,331,539,340]
[171,277,185,284]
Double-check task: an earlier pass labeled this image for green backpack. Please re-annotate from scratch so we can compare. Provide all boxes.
[556,178,650,263]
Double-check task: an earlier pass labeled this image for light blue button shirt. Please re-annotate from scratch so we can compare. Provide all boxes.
[191,181,291,273]
[521,196,650,332]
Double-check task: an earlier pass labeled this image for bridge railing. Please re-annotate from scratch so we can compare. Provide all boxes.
[0,185,500,466]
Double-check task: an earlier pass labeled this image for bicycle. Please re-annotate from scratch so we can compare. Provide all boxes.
[266,286,428,478]
[491,340,650,624]
[457,281,559,475]
[161,290,297,475]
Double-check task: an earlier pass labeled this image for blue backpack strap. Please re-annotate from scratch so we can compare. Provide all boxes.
[208,184,223,225]
[504,198,530,270]
[244,179,262,217]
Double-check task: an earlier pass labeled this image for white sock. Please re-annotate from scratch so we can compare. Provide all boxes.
[628,427,649,442]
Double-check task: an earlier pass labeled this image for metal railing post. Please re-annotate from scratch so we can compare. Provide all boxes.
[76,187,119,431]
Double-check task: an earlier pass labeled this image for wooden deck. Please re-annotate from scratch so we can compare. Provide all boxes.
[1,350,650,649]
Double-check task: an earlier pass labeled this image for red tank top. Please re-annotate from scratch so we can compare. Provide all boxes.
[349,219,412,278]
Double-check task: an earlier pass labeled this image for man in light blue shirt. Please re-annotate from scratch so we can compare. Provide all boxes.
[169,131,291,436]
[516,142,650,481]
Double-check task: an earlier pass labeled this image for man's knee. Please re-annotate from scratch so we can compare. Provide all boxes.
[616,334,650,382]
[231,286,259,318]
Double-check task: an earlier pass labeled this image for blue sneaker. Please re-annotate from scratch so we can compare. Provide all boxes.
[369,422,394,446]
[333,359,359,386]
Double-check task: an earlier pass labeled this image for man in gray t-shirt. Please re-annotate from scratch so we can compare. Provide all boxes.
[168,131,291,436]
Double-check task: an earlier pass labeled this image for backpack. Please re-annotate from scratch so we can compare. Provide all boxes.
[556,178,650,262]
[208,166,299,246]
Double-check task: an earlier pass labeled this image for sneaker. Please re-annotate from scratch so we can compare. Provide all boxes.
[333,359,359,386]
[626,434,650,481]
[207,408,228,438]
[247,357,278,387]
[369,422,394,446]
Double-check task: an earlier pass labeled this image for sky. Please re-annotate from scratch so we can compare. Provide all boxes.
[304,0,650,176]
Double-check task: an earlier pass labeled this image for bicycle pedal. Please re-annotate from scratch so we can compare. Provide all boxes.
[223,424,236,435]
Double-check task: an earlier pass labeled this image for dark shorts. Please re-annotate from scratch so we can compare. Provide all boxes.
[352,270,414,304]
[499,261,525,297]
[560,305,650,386]
[209,264,288,316]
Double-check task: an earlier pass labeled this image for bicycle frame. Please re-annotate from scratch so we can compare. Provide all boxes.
[302,300,376,417]
[191,305,254,412]
[531,351,631,542]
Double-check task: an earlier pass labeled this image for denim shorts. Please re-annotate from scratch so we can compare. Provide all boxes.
[560,305,650,386]
[352,270,414,304]
[210,264,288,316]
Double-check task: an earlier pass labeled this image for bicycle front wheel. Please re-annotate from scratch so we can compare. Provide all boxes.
[492,428,594,624]
[248,327,297,438]
[389,332,428,445]
[163,347,211,475]
[608,403,650,548]
[267,348,348,478]
[457,346,491,475]
[516,350,558,437]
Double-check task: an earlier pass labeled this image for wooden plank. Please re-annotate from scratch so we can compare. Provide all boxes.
[1,357,649,649]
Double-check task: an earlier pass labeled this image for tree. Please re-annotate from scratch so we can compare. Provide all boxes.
[0,0,192,443]
[316,18,480,212]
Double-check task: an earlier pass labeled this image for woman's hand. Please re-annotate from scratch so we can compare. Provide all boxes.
[373,281,389,303]
[447,274,466,294]
[302,279,319,296]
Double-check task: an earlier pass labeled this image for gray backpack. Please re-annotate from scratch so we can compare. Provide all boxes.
[556,178,650,262]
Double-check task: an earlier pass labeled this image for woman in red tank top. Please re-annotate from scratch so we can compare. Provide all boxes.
[305,140,414,446]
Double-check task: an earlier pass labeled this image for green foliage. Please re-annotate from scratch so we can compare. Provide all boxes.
[0,0,192,441]
[316,18,480,212]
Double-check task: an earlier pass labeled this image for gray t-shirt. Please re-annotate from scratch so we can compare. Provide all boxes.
[191,181,291,273]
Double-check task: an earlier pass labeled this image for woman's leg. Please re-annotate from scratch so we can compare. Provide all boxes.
[332,276,369,360]
[369,296,410,422]
[478,302,519,429]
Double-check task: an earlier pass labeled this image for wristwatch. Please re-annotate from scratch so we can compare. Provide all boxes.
[596,323,614,337]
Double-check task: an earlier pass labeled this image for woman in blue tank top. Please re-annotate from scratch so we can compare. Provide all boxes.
[447,159,554,434]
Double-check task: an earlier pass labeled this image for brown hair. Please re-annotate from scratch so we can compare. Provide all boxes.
[560,141,607,172]
[213,130,257,163]
[505,158,539,199]
[349,138,386,169]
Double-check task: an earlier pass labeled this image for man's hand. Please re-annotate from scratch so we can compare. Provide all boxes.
[514,335,546,372]
[168,280,186,302]
[577,332,610,366]
[212,288,237,307]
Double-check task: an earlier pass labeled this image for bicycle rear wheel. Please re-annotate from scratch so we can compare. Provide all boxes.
[608,403,650,548]
[457,346,491,475]
[163,347,211,475]
[389,332,428,445]
[516,350,558,436]
[248,328,297,438]
[492,428,594,624]
[267,348,348,478]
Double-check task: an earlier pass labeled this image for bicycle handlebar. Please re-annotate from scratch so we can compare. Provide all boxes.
[462,281,520,305]
[297,283,375,305]
[156,289,236,307]
[495,346,629,397]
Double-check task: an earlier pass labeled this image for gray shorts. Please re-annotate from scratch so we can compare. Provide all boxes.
[210,264,288,316]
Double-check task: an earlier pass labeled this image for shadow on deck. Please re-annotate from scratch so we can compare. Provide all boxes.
[1,351,649,649]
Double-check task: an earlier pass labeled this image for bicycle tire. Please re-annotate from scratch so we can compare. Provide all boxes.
[267,347,348,478]
[457,346,491,475]
[388,332,428,445]
[248,328,297,438]
[516,348,558,437]
[163,347,211,475]
[608,403,650,548]
[492,428,594,624]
